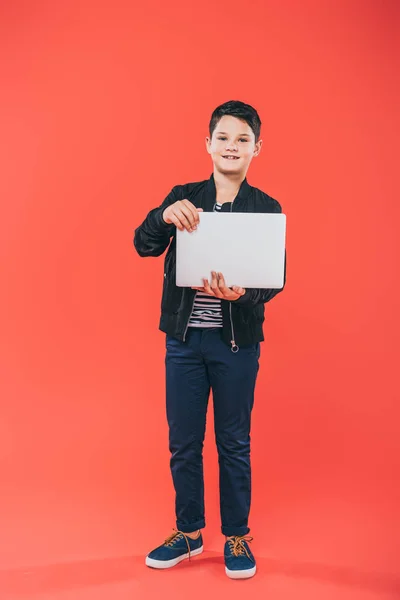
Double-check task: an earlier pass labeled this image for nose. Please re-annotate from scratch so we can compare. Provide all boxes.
[225,140,238,151]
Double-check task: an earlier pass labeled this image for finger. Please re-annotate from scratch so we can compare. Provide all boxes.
[177,204,196,230]
[217,273,233,299]
[196,208,203,223]
[202,278,215,296]
[169,214,184,231]
[217,272,229,292]
[210,271,224,298]
[184,200,201,223]
[232,285,245,296]
[180,202,198,228]
[181,200,203,227]
[181,200,200,227]
[173,207,193,231]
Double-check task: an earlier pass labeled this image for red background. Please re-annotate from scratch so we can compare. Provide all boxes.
[0,1,399,598]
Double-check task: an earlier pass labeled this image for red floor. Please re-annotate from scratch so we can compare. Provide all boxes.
[1,551,399,600]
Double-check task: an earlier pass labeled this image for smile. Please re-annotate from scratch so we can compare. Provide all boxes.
[222,156,240,160]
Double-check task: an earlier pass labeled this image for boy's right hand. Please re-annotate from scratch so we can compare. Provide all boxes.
[162,200,203,232]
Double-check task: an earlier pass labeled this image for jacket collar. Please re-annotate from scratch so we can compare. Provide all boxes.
[204,173,252,211]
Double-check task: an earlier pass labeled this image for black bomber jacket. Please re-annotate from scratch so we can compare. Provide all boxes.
[133,173,286,351]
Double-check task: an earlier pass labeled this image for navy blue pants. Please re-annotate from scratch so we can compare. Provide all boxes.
[165,328,260,537]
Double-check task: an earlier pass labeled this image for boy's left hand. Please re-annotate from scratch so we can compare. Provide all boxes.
[192,271,246,301]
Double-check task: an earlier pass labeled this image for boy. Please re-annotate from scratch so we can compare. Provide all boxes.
[133,100,286,579]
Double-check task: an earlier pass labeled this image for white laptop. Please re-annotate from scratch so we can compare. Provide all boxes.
[176,212,286,289]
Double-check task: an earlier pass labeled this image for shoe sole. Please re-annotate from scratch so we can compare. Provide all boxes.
[225,565,257,579]
[145,545,204,569]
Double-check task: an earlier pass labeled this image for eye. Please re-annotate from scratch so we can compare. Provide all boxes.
[239,138,249,143]
[217,136,227,140]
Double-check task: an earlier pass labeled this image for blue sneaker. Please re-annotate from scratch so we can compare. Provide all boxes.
[224,535,256,579]
[145,529,203,569]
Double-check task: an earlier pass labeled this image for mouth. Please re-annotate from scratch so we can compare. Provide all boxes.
[222,155,240,161]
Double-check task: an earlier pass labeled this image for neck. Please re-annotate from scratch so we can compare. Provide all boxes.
[213,169,246,203]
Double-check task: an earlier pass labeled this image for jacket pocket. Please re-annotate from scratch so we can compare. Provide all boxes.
[161,251,182,314]
[161,272,179,313]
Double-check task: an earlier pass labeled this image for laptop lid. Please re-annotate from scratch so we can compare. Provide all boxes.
[176,212,286,289]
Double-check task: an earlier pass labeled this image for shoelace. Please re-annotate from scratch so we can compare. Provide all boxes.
[227,535,254,560]
[164,529,194,560]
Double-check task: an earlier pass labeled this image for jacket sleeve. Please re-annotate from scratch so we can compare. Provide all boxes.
[232,199,287,307]
[133,186,181,257]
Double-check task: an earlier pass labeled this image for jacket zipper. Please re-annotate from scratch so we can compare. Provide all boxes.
[229,303,239,353]
[229,201,239,353]
[182,201,239,352]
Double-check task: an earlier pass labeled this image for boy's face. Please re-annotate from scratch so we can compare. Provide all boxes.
[206,115,262,176]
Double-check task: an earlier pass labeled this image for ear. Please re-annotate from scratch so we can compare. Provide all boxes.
[253,139,263,157]
[205,136,212,155]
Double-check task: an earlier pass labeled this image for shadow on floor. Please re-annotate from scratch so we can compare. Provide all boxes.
[0,552,398,596]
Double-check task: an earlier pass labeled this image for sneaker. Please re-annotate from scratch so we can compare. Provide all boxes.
[145,529,203,569]
[224,535,256,579]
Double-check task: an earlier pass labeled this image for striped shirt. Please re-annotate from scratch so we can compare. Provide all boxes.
[188,202,224,328]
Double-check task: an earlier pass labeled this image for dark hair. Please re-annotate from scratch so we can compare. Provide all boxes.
[209,100,262,142]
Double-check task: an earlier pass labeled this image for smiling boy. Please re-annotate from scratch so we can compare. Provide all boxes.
[133,100,286,579]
